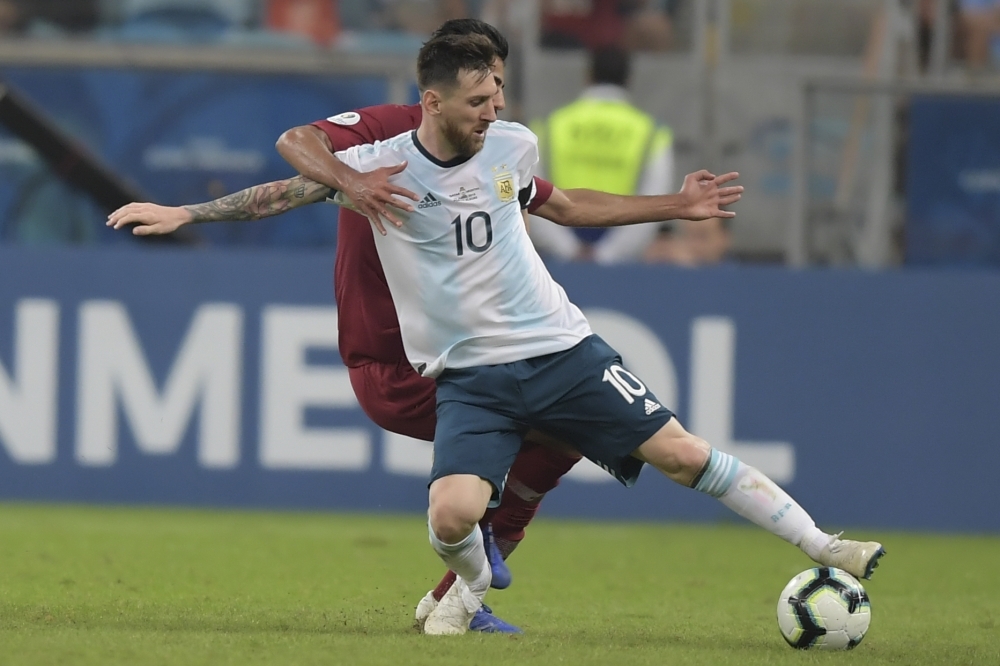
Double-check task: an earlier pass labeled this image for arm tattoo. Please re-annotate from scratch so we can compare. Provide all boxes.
[182,175,331,222]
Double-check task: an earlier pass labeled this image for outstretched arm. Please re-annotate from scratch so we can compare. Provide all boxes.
[277,124,418,233]
[107,175,331,236]
[534,171,743,228]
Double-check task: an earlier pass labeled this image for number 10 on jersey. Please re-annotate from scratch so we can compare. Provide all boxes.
[603,364,648,404]
[452,212,493,256]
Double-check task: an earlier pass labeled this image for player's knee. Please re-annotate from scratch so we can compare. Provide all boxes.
[638,431,711,481]
[428,503,479,544]
[428,480,487,543]
[674,435,711,474]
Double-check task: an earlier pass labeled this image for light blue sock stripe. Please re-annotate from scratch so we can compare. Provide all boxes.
[694,449,742,498]
[717,456,739,494]
[706,464,728,496]
[704,452,729,496]
[714,452,741,496]
[693,449,721,495]
[703,454,727,495]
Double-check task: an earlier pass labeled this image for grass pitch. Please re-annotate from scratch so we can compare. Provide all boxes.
[0,504,997,666]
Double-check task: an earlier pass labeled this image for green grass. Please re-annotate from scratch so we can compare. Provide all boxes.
[0,504,997,665]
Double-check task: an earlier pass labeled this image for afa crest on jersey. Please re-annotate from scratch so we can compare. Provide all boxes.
[494,173,515,202]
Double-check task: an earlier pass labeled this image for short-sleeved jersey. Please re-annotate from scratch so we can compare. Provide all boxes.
[312,104,556,368]
[335,121,591,378]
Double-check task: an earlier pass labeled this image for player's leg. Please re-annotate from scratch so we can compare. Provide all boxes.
[431,518,511,594]
[348,361,514,632]
[423,367,525,635]
[420,438,574,594]
[434,437,578,609]
[425,474,494,636]
[633,418,886,579]
[428,475,494,594]
[489,432,581,559]
[528,334,885,581]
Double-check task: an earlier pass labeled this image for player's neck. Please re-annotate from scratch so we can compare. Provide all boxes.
[415,122,460,163]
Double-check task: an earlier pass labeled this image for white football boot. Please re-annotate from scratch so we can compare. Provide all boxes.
[414,590,439,631]
[813,532,886,580]
[423,577,480,636]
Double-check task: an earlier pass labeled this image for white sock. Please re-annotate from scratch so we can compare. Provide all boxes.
[693,449,831,559]
[428,522,491,608]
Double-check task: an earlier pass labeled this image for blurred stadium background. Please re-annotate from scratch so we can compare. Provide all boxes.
[1,1,999,662]
[1,0,999,529]
[5,0,1000,263]
[0,0,997,508]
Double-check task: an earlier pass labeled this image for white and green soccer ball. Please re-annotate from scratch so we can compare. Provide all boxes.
[776,567,872,650]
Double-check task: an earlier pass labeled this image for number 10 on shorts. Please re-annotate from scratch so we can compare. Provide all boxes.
[602,364,648,404]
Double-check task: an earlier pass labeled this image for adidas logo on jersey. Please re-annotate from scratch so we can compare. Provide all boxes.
[644,398,662,415]
[417,193,442,209]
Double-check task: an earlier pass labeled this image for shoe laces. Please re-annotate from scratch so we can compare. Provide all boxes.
[826,531,845,552]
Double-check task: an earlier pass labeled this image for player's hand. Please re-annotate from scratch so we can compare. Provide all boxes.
[106,202,192,235]
[343,162,419,235]
[678,170,743,220]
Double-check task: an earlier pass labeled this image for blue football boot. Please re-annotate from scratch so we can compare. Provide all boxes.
[470,604,523,634]
[484,523,512,590]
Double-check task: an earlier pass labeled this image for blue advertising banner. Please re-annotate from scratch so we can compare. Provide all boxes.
[1,246,998,533]
[906,95,1000,266]
[0,67,389,246]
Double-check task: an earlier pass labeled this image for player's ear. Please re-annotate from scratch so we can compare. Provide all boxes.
[422,88,443,116]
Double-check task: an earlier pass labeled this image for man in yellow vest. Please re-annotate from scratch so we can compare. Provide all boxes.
[530,45,674,263]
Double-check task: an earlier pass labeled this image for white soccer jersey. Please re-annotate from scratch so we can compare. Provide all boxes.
[335,120,592,377]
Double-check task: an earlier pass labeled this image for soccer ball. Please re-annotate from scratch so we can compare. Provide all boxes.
[776,567,871,650]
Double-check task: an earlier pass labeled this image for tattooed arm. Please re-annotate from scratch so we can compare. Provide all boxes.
[106,175,331,236]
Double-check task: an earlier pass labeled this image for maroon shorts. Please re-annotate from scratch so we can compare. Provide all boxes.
[348,359,437,442]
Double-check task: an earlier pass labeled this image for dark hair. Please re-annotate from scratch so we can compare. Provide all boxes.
[417,33,497,92]
[590,46,630,86]
[431,19,509,62]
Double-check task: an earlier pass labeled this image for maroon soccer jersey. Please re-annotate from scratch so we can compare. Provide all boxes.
[311,104,554,368]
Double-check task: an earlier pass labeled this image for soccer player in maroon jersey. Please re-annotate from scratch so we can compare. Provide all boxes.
[107,19,742,634]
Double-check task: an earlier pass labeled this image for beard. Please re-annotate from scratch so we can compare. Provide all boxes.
[442,117,487,157]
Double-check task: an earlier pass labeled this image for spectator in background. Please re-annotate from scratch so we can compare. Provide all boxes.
[679,216,732,265]
[541,0,672,51]
[529,46,675,264]
[643,217,732,266]
[0,0,22,33]
[959,0,1000,67]
[917,0,962,71]
[367,0,469,36]
[642,222,687,264]
[266,0,341,46]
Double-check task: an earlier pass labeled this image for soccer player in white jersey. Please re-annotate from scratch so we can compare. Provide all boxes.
[335,33,886,636]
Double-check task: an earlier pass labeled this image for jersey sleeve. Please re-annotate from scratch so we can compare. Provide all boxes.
[518,179,537,210]
[527,177,554,213]
[311,104,421,151]
[513,125,540,210]
[334,144,363,171]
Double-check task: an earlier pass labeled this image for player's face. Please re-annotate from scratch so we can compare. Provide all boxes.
[441,68,498,157]
[491,57,507,112]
